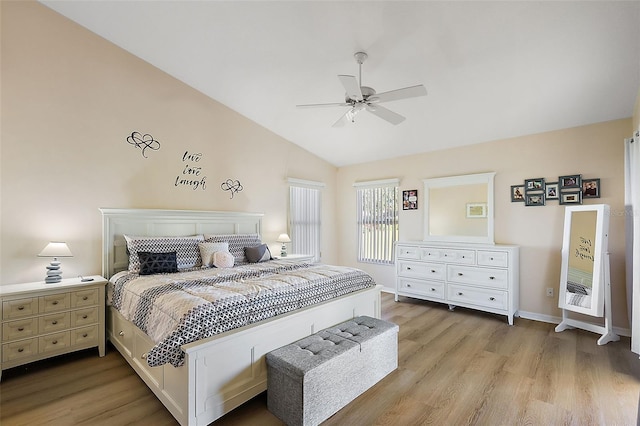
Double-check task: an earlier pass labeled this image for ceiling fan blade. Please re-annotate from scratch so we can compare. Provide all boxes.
[332,110,350,128]
[370,85,427,103]
[338,75,363,101]
[296,102,351,108]
[366,105,406,125]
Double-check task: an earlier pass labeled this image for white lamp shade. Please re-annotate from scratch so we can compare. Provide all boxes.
[276,234,291,243]
[38,242,73,258]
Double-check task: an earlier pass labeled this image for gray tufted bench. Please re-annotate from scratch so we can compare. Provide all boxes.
[266,316,398,426]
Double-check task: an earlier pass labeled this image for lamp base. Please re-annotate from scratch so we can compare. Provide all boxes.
[45,260,63,284]
[280,244,287,257]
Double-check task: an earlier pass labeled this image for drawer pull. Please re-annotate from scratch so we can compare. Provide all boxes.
[83,296,88,301]
[82,333,88,338]
[407,267,412,270]
[52,340,58,345]
[406,284,412,288]
[18,327,24,331]
[489,297,496,301]
[52,320,58,325]
[431,270,436,273]
[489,276,495,280]
[431,288,436,292]
[457,292,463,296]
[141,352,148,360]
[52,301,58,305]
[82,315,88,319]
[119,331,125,336]
[18,348,24,353]
[458,273,463,276]
[18,306,25,311]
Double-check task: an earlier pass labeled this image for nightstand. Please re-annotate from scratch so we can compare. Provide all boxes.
[275,254,315,262]
[0,275,107,380]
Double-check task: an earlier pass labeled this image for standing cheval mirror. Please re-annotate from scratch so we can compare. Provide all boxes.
[556,204,619,344]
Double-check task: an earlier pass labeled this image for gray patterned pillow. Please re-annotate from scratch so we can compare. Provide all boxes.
[138,251,178,275]
[204,233,261,264]
[245,244,272,263]
[124,234,204,273]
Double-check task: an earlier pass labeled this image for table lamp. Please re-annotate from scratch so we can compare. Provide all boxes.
[276,234,291,257]
[38,242,73,283]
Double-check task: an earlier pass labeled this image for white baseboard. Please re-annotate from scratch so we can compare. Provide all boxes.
[518,310,631,338]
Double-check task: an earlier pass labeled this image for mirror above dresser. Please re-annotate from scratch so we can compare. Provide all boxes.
[423,172,496,244]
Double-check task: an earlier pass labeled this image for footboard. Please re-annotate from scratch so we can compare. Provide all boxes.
[107,285,382,426]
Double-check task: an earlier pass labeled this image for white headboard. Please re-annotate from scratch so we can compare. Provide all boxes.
[100,208,263,279]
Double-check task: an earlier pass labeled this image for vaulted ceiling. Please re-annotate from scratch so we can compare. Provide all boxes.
[41,1,640,167]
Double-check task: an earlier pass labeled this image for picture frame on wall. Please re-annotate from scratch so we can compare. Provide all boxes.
[511,185,525,202]
[545,182,559,200]
[560,191,582,205]
[525,193,545,206]
[402,189,418,210]
[582,178,600,199]
[560,174,581,189]
[466,202,487,218]
[524,178,545,192]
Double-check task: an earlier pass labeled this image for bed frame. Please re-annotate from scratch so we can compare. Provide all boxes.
[100,208,382,426]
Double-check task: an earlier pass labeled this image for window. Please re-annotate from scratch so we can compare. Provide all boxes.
[288,178,324,262]
[355,179,399,264]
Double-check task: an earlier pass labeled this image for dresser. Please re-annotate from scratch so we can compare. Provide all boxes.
[0,276,107,379]
[395,242,519,324]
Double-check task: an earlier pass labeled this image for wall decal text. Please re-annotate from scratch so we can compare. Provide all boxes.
[175,150,207,190]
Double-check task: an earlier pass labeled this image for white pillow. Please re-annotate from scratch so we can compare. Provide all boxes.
[212,250,234,268]
[198,242,229,267]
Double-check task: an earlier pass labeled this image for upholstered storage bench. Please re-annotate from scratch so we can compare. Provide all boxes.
[266,316,398,426]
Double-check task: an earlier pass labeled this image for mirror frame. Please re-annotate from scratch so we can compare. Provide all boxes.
[423,172,496,244]
[558,204,609,317]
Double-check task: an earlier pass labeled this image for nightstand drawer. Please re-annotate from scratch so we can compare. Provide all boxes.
[71,325,98,346]
[40,293,71,313]
[3,298,37,320]
[2,338,38,362]
[71,289,99,308]
[71,307,98,327]
[3,318,38,341]
[39,331,71,354]
[39,312,70,334]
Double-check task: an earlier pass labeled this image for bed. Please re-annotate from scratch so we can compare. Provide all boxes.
[100,208,382,426]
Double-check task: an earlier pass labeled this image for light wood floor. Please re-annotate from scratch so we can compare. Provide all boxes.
[2,293,639,425]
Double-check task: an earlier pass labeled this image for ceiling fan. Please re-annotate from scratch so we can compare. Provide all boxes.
[297,52,427,127]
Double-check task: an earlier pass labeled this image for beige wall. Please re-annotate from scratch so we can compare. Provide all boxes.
[337,119,632,328]
[0,1,337,284]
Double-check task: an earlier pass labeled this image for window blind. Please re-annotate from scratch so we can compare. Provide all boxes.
[289,182,322,262]
[355,179,399,264]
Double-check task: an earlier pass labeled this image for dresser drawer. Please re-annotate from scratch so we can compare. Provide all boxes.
[71,307,98,327]
[39,312,70,334]
[397,260,445,280]
[447,265,508,289]
[2,338,38,362]
[440,249,475,265]
[477,250,509,268]
[39,331,71,354]
[133,331,163,388]
[71,325,99,346]
[3,298,37,320]
[3,318,38,342]
[397,277,445,300]
[40,293,71,313]
[448,285,507,310]
[396,245,422,260]
[71,289,99,308]
[420,247,444,261]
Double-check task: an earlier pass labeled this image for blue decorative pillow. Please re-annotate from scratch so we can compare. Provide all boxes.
[244,244,272,263]
[138,251,178,275]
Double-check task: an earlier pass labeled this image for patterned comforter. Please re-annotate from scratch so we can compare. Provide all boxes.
[108,259,376,367]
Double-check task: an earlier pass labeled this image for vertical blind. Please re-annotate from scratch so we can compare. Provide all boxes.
[355,179,399,264]
[289,180,322,262]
